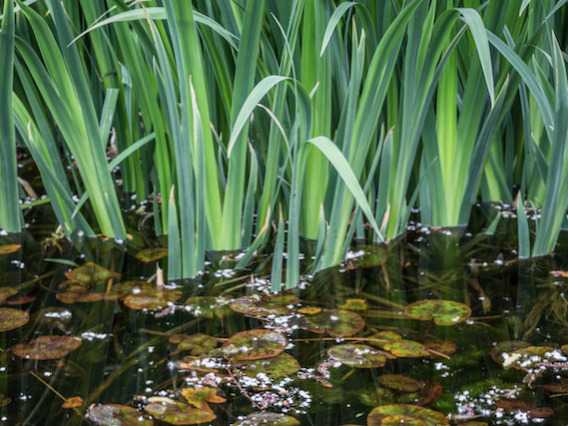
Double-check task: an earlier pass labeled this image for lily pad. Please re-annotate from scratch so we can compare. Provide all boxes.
[0,287,18,304]
[339,298,368,311]
[124,289,181,311]
[490,340,531,365]
[420,337,457,356]
[4,295,35,305]
[87,404,154,425]
[506,346,557,370]
[0,307,30,332]
[105,281,156,300]
[233,353,301,379]
[221,329,287,361]
[144,400,216,425]
[0,244,21,255]
[56,286,104,304]
[377,374,422,392]
[62,396,83,408]
[32,307,72,330]
[13,336,82,360]
[170,333,217,355]
[414,381,443,406]
[184,296,232,318]
[135,247,168,262]
[381,415,427,426]
[301,309,365,337]
[383,340,430,358]
[404,300,471,326]
[544,378,568,393]
[229,293,300,317]
[181,387,225,409]
[327,344,395,368]
[65,262,119,286]
[233,412,300,426]
[367,404,449,426]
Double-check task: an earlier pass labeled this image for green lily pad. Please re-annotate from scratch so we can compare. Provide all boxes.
[404,300,471,326]
[13,336,82,360]
[170,333,217,356]
[490,340,531,365]
[367,331,402,349]
[124,289,181,311]
[221,329,288,361]
[233,412,300,425]
[339,298,368,311]
[229,293,300,317]
[105,281,156,300]
[505,346,557,370]
[380,415,427,426]
[86,404,154,425]
[367,404,449,426]
[233,353,300,379]
[184,296,233,318]
[383,340,430,358]
[377,374,422,392]
[0,244,21,255]
[0,307,30,332]
[144,400,216,425]
[65,262,119,286]
[135,247,169,263]
[301,309,365,337]
[327,344,394,368]
[56,286,104,304]
[0,287,18,304]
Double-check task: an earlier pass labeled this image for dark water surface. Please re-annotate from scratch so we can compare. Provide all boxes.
[2,205,568,425]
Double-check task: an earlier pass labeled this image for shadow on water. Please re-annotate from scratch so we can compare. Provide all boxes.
[2,204,568,424]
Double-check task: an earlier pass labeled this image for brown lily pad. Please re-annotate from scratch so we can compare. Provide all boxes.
[301,309,365,337]
[229,293,300,317]
[233,353,301,379]
[404,300,471,326]
[494,399,554,418]
[65,262,119,286]
[144,400,216,425]
[56,286,104,304]
[62,396,83,408]
[184,296,233,318]
[420,337,457,356]
[377,374,422,392]
[367,404,449,426]
[0,244,21,255]
[104,281,156,300]
[544,378,568,393]
[383,340,430,358]
[327,344,395,368]
[170,333,217,356]
[4,295,35,305]
[0,307,30,332]
[221,329,287,361]
[233,412,300,425]
[135,247,168,262]
[13,336,82,360]
[124,289,181,311]
[87,403,154,425]
[0,287,18,304]
[415,381,443,406]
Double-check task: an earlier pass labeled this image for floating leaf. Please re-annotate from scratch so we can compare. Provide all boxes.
[221,329,287,361]
[495,400,554,418]
[367,404,449,426]
[233,353,300,379]
[544,378,568,393]
[327,344,394,368]
[4,295,35,305]
[0,307,29,332]
[135,247,168,262]
[507,346,557,370]
[377,374,422,392]
[380,415,427,425]
[144,400,216,425]
[233,412,300,426]
[297,306,321,315]
[339,298,368,311]
[490,340,531,364]
[13,336,82,360]
[65,262,119,286]
[56,286,104,304]
[420,337,457,356]
[124,289,181,311]
[0,287,18,304]
[0,244,21,255]
[404,300,471,325]
[383,340,430,358]
[105,281,156,300]
[32,307,72,331]
[229,293,300,317]
[170,333,217,356]
[301,309,365,337]
[62,396,83,408]
[414,381,442,406]
[184,296,233,318]
[181,387,225,409]
[86,404,154,425]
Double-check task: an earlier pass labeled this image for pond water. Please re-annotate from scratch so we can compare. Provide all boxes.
[1,204,568,425]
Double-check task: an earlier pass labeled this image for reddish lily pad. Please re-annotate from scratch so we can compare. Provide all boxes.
[170,333,217,356]
[135,247,168,262]
[4,295,35,305]
[221,329,287,361]
[65,262,119,286]
[0,287,18,304]
[0,244,21,255]
[233,353,301,379]
[184,296,232,318]
[144,400,216,425]
[301,309,365,337]
[0,307,30,332]
[13,336,82,360]
[62,396,83,408]
[381,415,426,426]
[233,412,300,425]
[404,300,471,326]
[383,340,430,358]
[367,404,449,426]
[86,403,154,425]
[124,289,181,311]
[327,344,395,368]
[544,378,568,393]
[229,293,300,317]
[414,381,443,406]
[495,400,554,418]
[377,374,422,392]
